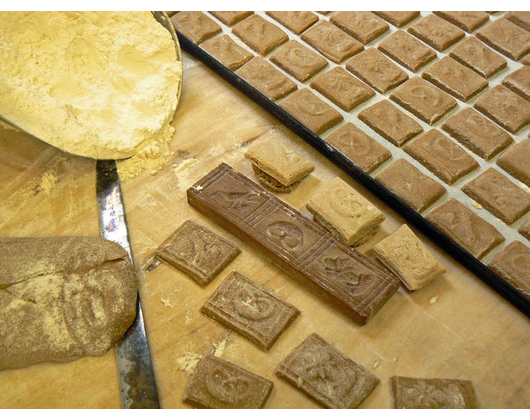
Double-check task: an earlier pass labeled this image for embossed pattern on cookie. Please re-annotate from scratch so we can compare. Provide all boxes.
[170,11,222,44]
[497,138,530,188]
[331,11,389,44]
[449,36,507,79]
[433,11,489,33]
[201,271,300,350]
[232,14,288,55]
[426,198,505,258]
[270,40,328,82]
[378,30,437,72]
[182,355,273,408]
[201,35,254,71]
[209,11,254,26]
[372,11,420,28]
[408,14,465,51]
[476,18,530,60]
[157,220,240,286]
[266,11,319,34]
[391,376,478,409]
[488,241,530,300]
[275,333,380,408]
[502,66,530,102]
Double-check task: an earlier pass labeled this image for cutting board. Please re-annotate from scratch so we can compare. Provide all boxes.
[1,52,530,409]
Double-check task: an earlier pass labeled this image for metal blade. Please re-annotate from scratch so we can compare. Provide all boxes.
[96,159,160,409]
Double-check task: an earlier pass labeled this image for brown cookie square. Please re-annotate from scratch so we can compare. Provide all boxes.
[474,84,530,134]
[209,11,253,26]
[157,220,240,286]
[372,11,420,28]
[476,18,530,60]
[505,11,530,32]
[301,20,363,63]
[201,35,254,71]
[325,123,391,173]
[170,11,221,45]
[265,11,319,34]
[426,198,505,258]
[270,40,328,82]
[202,271,300,350]
[462,168,530,224]
[390,77,457,125]
[433,11,489,33]
[503,66,530,102]
[442,107,513,160]
[275,334,380,408]
[520,219,530,241]
[330,11,389,44]
[403,129,479,185]
[449,36,507,79]
[392,376,478,409]
[235,57,297,100]
[488,241,530,300]
[183,355,273,409]
[422,56,488,102]
[310,67,375,111]
[346,47,408,93]
[497,138,530,187]
[408,14,465,51]
[375,159,446,212]
[358,100,423,146]
[232,14,288,55]
[378,30,437,72]
[278,89,343,135]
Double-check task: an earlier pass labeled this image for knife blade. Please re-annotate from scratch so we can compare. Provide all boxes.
[96,159,160,409]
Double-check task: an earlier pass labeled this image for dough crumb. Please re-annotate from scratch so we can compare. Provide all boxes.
[37,171,59,194]
[213,334,230,357]
[429,295,439,305]
[471,200,483,209]
[160,298,175,308]
[176,352,201,374]
[373,359,381,369]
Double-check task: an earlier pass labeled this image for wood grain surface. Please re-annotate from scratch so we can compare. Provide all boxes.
[1,52,529,409]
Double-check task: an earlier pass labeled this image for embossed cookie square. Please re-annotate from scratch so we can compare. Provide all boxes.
[266,11,319,34]
[183,355,273,408]
[346,47,408,94]
[235,57,297,100]
[422,56,488,102]
[389,77,457,125]
[477,18,530,60]
[209,11,253,26]
[301,20,363,63]
[488,241,530,300]
[310,67,375,111]
[408,14,465,51]
[278,89,343,135]
[330,11,389,44]
[442,107,513,160]
[307,177,385,246]
[462,168,530,224]
[270,40,328,82]
[433,11,489,33]
[201,271,300,350]
[449,36,507,79]
[325,123,391,173]
[391,376,478,409]
[426,198,505,258]
[244,132,315,190]
[375,159,446,213]
[519,219,530,241]
[201,35,253,71]
[170,11,222,44]
[276,333,380,408]
[503,66,530,102]
[372,11,420,28]
[372,224,446,290]
[358,100,423,146]
[403,129,479,185]
[505,11,530,32]
[498,138,530,188]
[232,14,288,55]
[378,30,437,72]
[157,220,240,286]
[474,84,530,134]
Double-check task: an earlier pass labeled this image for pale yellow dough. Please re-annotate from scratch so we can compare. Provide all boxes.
[0,11,181,160]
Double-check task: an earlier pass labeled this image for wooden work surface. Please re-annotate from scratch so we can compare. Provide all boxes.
[1,52,530,409]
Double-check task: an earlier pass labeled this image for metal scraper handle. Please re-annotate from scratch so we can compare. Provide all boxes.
[96,159,160,409]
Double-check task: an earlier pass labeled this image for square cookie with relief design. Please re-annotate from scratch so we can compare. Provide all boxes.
[201,35,253,71]
[157,220,240,286]
[275,333,380,409]
[372,224,446,290]
[306,177,385,246]
[201,271,300,350]
[270,40,328,82]
[170,12,221,44]
[378,30,437,72]
[245,131,315,192]
[232,14,288,55]
[209,11,253,26]
[391,376,478,409]
[265,11,319,34]
[433,11,489,33]
[183,355,273,409]
[330,11,389,44]
[476,18,530,60]
[502,66,530,102]
[408,14,465,51]
[449,36,507,79]
[372,11,420,28]
[497,138,530,188]
[488,241,530,300]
